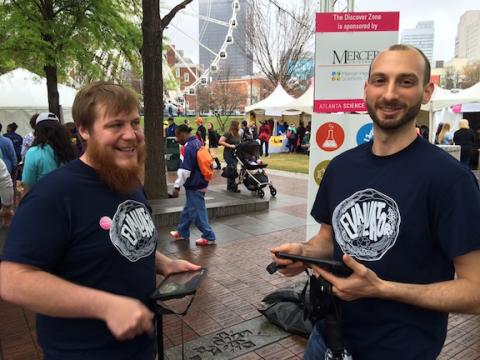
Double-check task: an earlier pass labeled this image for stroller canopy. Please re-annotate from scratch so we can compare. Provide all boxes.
[236,141,260,156]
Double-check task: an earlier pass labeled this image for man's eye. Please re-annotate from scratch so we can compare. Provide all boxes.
[132,121,140,129]
[371,78,385,85]
[400,80,415,87]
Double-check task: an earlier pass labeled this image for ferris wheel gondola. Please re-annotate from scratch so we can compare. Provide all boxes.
[161,0,240,101]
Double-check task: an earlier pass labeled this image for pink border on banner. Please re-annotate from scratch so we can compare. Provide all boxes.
[314,99,367,113]
[316,12,399,33]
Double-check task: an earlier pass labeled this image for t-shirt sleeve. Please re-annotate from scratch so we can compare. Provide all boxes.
[1,192,70,271]
[223,132,232,142]
[180,142,197,172]
[310,163,333,225]
[22,149,37,187]
[433,172,480,259]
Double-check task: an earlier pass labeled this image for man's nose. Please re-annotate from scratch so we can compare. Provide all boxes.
[383,81,400,102]
[122,125,137,140]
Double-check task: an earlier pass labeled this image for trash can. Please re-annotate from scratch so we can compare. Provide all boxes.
[165,137,180,171]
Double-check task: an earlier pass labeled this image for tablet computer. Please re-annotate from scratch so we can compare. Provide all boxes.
[274,252,353,277]
[152,269,207,301]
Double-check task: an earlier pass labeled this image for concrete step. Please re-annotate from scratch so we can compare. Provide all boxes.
[150,186,271,227]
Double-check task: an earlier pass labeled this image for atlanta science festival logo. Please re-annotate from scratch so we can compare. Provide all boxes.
[332,188,401,261]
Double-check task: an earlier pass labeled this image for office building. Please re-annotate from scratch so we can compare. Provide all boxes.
[199,0,253,79]
[455,10,480,62]
[401,21,435,64]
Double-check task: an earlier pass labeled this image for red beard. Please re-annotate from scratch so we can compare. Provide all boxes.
[87,138,145,193]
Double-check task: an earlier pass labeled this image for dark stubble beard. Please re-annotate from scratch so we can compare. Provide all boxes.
[367,98,422,131]
[87,138,146,193]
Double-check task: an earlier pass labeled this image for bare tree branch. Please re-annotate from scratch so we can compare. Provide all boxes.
[161,0,193,29]
[243,0,314,94]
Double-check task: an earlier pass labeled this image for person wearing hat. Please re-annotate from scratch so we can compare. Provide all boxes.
[4,122,23,163]
[21,112,76,193]
[195,116,206,144]
[0,123,17,174]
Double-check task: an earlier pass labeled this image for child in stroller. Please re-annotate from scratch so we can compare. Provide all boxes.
[235,141,277,198]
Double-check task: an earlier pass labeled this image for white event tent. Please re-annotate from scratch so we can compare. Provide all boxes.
[245,84,295,116]
[0,68,77,136]
[421,83,480,142]
[279,86,314,115]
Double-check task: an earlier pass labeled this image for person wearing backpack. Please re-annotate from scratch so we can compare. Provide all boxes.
[170,124,216,246]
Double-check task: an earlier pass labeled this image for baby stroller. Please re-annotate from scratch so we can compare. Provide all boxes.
[235,141,277,198]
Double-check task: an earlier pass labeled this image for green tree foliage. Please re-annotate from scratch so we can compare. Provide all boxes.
[0,0,142,115]
[461,61,480,89]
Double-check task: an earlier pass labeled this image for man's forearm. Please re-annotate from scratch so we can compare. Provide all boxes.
[0,262,116,320]
[301,224,334,259]
[380,278,480,314]
[155,251,173,275]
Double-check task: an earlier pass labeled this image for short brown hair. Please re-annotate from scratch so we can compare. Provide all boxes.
[368,44,431,86]
[72,82,140,131]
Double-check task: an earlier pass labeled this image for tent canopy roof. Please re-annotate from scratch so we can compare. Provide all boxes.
[279,86,313,115]
[0,68,77,109]
[421,83,480,112]
[245,84,295,113]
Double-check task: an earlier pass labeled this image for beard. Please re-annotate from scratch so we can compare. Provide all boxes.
[367,97,422,131]
[87,138,145,193]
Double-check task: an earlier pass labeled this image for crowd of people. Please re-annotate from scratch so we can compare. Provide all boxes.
[434,119,477,166]
[0,114,83,227]
[1,44,480,360]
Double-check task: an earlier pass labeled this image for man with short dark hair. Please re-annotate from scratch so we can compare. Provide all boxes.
[4,122,23,162]
[271,45,480,359]
[0,82,200,359]
[165,116,177,137]
[0,123,17,173]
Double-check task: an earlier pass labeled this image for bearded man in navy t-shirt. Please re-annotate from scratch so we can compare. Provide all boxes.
[0,82,201,360]
[271,45,480,360]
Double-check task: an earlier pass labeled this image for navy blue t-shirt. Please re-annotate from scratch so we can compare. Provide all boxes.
[311,137,480,360]
[1,159,158,360]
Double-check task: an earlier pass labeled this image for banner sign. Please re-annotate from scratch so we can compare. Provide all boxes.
[314,12,399,113]
[307,12,399,240]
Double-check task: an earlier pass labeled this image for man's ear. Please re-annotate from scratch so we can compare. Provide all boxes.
[422,82,435,104]
[363,80,368,101]
[77,125,90,142]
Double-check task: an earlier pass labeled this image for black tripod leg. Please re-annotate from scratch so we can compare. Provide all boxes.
[157,314,164,360]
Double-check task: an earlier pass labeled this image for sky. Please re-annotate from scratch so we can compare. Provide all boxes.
[163,0,478,65]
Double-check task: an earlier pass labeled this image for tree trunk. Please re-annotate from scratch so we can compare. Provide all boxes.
[142,0,167,199]
[42,1,60,119]
[44,64,60,119]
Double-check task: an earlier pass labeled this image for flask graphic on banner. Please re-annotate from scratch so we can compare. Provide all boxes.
[316,122,344,151]
[323,125,338,148]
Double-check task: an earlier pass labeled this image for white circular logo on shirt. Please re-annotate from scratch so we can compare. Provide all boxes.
[109,200,157,262]
[332,188,401,261]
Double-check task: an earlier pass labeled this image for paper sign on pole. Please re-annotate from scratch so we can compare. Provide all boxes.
[307,12,399,240]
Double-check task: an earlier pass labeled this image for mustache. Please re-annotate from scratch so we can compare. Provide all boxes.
[376,100,406,108]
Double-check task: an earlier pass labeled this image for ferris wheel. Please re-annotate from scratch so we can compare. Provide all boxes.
[161,0,241,100]
[319,0,355,12]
